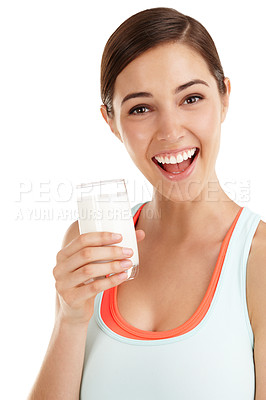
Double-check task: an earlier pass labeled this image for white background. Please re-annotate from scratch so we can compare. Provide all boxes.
[1,0,265,398]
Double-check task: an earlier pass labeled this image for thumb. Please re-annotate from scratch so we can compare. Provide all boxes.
[135,229,145,243]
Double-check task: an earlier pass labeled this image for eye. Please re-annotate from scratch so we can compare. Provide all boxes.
[129,105,150,115]
[183,95,203,105]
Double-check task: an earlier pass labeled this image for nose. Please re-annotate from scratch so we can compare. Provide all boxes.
[156,109,185,143]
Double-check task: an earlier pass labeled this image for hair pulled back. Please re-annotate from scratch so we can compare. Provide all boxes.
[101,7,226,116]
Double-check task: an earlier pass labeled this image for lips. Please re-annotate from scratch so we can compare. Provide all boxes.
[152,148,200,181]
[152,148,199,171]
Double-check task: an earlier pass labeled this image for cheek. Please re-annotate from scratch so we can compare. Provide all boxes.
[119,120,150,158]
[190,102,221,141]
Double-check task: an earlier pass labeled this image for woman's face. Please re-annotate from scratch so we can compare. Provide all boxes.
[102,42,230,202]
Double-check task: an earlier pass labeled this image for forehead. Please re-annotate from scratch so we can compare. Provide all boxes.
[113,42,216,100]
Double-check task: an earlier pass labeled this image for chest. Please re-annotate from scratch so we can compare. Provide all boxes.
[117,238,223,332]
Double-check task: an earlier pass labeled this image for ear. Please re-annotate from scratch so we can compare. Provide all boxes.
[100,105,123,143]
[221,77,231,123]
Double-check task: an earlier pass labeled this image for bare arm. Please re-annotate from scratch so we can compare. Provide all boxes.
[247,221,266,400]
[28,222,145,400]
[28,314,89,400]
[28,222,87,400]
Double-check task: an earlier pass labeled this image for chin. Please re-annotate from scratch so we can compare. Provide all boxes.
[146,177,204,203]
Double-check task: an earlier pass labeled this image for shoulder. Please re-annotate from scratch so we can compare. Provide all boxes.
[247,219,266,335]
[247,220,266,400]
[61,220,80,248]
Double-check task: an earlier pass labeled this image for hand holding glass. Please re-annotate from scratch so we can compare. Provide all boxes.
[76,179,139,281]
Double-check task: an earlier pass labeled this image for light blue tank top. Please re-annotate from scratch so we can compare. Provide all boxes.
[80,204,261,400]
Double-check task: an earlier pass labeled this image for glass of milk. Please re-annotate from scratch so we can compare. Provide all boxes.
[76,179,139,281]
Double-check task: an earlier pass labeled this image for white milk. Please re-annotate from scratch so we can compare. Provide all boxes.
[77,192,139,280]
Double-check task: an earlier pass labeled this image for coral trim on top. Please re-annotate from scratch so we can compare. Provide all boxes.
[101,203,244,340]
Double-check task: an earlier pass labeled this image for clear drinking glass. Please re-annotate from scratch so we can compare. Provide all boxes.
[76,179,139,281]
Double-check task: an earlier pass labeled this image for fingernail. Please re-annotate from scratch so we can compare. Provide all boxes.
[122,247,133,256]
[120,260,132,269]
[112,233,122,240]
[117,272,128,281]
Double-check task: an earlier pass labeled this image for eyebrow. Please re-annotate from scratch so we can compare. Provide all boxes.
[121,79,209,106]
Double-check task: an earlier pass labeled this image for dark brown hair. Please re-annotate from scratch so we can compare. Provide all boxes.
[101,7,226,116]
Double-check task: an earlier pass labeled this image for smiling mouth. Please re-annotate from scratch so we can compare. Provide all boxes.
[152,148,199,174]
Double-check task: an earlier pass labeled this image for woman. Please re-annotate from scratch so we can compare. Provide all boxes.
[28,7,266,400]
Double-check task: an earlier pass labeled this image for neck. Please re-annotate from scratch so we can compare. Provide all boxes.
[143,177,240,243]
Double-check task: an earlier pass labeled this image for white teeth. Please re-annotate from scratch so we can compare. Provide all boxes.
[176,154,183,163]
[170,156,176,163]
[155,147,197,164]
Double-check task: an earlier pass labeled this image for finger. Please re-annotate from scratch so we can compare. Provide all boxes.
[58,244,134,274]
[57,231,123,261]
[62,259,133,289]
[71,270,129,302]
[136,229,145,242]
